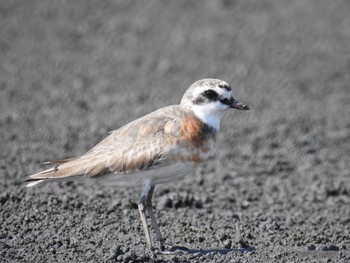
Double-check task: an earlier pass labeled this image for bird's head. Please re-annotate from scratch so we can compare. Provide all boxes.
[181,79,249,130]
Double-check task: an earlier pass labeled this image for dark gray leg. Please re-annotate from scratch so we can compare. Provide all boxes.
[145,185,164,247]
[138,182,191,254]
[138,182,164,250]
[138,184,153,249]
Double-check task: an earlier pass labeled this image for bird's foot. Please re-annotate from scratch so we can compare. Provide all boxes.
[157,241,190,254]
[156,241,253,255]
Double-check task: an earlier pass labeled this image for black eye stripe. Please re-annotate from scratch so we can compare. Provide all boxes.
[203,90,218,100]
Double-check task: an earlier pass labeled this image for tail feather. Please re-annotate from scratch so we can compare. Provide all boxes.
[26,179,44,187]
[25,157,92,187]
[42,157,78,165]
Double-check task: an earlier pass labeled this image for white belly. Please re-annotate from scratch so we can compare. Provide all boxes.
[90,162,196,187]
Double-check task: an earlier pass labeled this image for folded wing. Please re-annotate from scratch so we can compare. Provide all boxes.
[26,106,182,185]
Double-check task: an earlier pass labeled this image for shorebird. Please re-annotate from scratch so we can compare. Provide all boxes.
[26,78,249,251]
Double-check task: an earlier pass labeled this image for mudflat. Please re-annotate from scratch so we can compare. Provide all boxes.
[1,1,349,262]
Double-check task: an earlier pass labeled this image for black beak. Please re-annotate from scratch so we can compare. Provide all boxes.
[221,97,249,110]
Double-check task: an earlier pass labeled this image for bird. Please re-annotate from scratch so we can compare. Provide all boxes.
[26,78,249,252]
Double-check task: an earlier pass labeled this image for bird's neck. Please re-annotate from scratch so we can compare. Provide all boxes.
[190,105,222,131]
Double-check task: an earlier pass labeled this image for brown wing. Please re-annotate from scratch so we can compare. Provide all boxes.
[26,106,182,181]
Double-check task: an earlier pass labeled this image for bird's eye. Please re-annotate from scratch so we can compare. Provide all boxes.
[203,90,218,100]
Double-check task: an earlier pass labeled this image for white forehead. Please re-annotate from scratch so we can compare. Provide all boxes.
[192,85,232,99]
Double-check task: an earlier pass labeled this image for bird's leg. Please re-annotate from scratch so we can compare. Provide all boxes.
[144,185,164,250]
[139,183,189,254]
[138,187,153,249]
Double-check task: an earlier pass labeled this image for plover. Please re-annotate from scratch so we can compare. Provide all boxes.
[26,79,249,251]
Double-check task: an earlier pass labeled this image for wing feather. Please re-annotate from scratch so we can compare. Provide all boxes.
[26,106,182,183]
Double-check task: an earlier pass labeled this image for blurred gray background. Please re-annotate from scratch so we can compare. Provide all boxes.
[1,0,350,262]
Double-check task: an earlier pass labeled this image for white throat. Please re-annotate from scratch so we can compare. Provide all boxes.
[191,104,222,130]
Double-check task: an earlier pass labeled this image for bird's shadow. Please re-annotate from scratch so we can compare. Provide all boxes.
[158,245,254,255]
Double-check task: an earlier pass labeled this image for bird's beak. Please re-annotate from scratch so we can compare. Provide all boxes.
[230,98,249,110]
[228,97,249,110]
